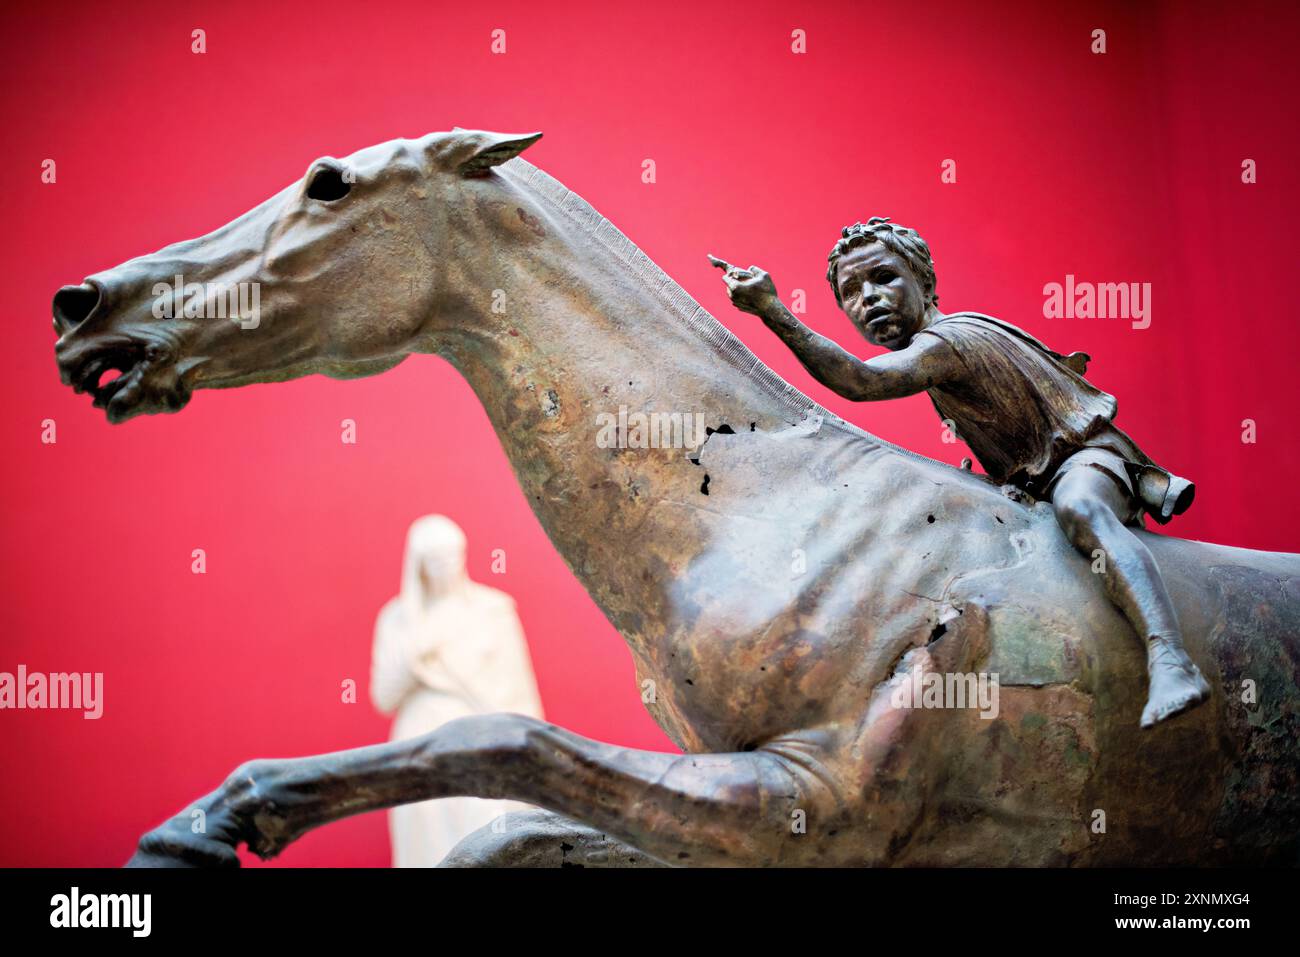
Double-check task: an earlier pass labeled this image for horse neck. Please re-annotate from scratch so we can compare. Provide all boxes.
[426,157,899,628]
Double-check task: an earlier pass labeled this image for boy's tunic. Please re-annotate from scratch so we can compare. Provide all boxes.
[914,311,1192,523]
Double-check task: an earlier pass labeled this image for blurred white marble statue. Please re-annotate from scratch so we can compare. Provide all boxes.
[370,515,544,866]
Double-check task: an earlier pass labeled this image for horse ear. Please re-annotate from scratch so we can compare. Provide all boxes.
[439,129,543,176]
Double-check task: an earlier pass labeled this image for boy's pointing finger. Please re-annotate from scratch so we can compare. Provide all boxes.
[707,254,751,279]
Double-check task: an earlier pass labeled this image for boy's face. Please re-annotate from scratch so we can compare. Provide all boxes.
[835,243,929,351]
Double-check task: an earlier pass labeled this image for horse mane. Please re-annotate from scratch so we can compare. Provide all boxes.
[505,154,958,473]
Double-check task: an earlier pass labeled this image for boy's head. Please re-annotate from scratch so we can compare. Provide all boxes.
[826,218,939,350]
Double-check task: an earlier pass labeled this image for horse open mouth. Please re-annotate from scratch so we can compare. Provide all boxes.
[60,340,191,423]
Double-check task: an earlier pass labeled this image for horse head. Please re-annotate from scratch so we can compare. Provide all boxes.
[52,128,543,423]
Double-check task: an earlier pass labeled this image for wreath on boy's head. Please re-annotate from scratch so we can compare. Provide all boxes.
[827,216,939,308]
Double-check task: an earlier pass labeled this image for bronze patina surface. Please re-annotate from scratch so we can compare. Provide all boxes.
[51,130,1300,867]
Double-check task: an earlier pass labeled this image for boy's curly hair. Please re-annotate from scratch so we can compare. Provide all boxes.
[826,217,939,308]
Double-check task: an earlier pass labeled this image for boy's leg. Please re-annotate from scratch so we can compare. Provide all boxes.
[1049,460,1211,727]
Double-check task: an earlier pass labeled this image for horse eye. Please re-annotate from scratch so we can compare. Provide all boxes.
[307,166,351,202]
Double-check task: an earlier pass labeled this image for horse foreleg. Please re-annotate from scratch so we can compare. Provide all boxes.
[126,713,844,867]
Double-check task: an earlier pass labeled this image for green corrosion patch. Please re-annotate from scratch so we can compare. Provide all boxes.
[1018,710,1091,768]
[1020,713,1047,733]
[984,606,1076,686]
[1063,739,1092,769]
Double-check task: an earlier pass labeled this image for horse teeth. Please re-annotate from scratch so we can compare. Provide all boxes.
[88,364,131,405]
[77,358,107,394]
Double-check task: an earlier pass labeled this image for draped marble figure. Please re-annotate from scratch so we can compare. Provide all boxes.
[370,515,543,866]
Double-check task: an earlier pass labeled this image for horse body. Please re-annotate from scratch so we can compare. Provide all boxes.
[52,129,1298,866]
[454,153,1300,863]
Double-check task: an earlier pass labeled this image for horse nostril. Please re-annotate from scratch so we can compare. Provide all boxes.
[52,283,102,332]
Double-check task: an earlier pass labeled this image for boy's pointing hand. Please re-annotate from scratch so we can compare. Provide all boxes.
[708,254,779,317]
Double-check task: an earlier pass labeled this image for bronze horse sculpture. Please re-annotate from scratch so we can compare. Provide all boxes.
[51,129,1299,866]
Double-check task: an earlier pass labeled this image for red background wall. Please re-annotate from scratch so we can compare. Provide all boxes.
[1,0,1296,865]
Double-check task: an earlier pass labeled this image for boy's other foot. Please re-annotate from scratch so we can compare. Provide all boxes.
[1140,635,1212,728]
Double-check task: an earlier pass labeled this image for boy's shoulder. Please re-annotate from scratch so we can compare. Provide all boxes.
[922,312,1091,377]
[930,311,1038,341]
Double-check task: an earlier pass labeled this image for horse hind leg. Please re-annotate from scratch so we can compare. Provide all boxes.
[438,808,666,867]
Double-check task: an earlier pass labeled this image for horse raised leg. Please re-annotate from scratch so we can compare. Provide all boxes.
[125,713,844,868]
[124,644,948,870]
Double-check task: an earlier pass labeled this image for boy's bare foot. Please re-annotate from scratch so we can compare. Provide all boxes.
[1140,635,1212,728]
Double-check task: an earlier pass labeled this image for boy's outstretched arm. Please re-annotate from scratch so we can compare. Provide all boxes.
[709,255,959,401]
